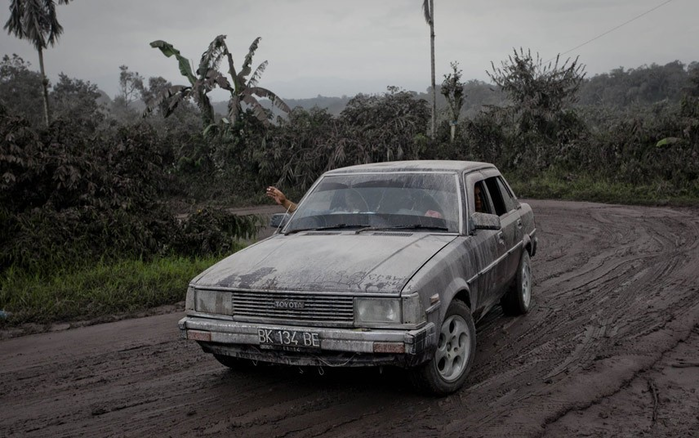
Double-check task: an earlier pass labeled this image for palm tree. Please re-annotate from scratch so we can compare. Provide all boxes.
[422,0,436,138]
[4,0,72,127]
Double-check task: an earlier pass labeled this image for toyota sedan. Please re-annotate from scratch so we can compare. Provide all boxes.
[179,160,537,395]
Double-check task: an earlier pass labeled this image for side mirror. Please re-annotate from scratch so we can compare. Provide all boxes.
[269,213,290,229]
[470,212,501,232]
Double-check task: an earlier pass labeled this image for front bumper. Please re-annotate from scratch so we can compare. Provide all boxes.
[179,315,436,368]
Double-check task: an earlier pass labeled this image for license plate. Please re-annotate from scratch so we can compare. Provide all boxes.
[258,328,320,348]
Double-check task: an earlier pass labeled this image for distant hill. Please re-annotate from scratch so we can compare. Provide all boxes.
[283,95,353,115]
[208,84,506,119]
[211,95,352,117]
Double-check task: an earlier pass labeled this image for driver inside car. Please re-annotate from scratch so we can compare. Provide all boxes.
[268,186,443,219]
[331,189,368,213]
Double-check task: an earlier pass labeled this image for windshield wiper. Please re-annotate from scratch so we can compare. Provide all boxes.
[354,224,450,234]
[284,223,357,235]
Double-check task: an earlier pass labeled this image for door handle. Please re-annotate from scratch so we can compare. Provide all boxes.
[517,219,523,229]
[497,231,504,244]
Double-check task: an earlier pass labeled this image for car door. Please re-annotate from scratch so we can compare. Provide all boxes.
[497,176,524,280]
[482,174,522,292]
[463,173,501,316]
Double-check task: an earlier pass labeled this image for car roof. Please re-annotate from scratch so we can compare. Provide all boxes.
[324,160,496,175]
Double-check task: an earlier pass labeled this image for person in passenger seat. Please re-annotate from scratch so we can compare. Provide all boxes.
[474,184,485,213]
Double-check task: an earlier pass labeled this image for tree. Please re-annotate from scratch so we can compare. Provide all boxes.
[422,0,436,138]
[578,61,691,108]
[219,36,290,127]
[148,35,290,135]
[117,65,144,109]
[145,39,217,128]
[138,75,201,137]
[3,0,72,127]
[263,87,431,191]
[488,48,585,137]
[338,86,430,165]
[0,54,43,125]
[487,48,586,169]
[140,76,171,114]
[441,61,465,142]
[264,107,339,189]
[107,66,146,124]
[50,73,103,125]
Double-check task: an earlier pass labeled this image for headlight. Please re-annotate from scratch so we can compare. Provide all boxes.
[355,298,401,324]
[193,289,233,315]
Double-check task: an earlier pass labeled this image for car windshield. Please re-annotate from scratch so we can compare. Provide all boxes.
[285,172,461,234]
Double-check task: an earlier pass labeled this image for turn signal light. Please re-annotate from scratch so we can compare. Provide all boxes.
[187,330,211,342]
[373,342,405,353]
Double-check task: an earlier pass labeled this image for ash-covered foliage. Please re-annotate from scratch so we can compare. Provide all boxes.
[0,107,261,275]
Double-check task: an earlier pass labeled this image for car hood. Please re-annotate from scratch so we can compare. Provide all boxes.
[192,232,457,295]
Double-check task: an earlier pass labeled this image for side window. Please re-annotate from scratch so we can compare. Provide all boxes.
[484,177,508,216]
[473,181,491,214]
[496,177,518,212]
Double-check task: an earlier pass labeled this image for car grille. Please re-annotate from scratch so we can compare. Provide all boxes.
[231,291,354,322]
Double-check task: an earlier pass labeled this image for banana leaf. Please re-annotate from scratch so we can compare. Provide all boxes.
[150,40,196,84]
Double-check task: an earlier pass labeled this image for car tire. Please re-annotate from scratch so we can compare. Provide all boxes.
[213,354,254,370]
[501,250,532,316]
[409,300,476,396]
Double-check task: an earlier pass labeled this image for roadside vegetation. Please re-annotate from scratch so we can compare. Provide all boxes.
[0,255,228,325]
[1,29,697,328]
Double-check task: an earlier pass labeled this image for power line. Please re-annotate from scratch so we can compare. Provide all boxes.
[548,0,676,63]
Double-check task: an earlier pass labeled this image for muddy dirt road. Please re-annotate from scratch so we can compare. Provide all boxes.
[1,200,698,437]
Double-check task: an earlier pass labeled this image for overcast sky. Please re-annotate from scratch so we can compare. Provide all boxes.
[1,0,697,100]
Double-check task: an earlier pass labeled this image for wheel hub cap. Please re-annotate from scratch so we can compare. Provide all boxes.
[436,315,471,382]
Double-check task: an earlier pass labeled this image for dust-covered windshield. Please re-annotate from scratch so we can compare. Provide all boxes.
[285,172,461,234]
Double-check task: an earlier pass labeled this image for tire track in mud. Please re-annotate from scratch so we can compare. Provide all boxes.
[437,202,699,437]
[541,324,699,438]
[1,200,699,437]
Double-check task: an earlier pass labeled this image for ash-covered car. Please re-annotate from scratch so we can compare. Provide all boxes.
[179,160,537,395]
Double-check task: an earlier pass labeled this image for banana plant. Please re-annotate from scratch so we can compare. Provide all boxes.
[220,36,291,125]
[146,35,289,134]
[146,38,220,128]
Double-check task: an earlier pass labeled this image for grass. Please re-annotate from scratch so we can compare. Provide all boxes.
[0,254,227,327]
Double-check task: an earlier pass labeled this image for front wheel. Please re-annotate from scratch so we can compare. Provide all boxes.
[410,300,476,395]
[501,250,532,316]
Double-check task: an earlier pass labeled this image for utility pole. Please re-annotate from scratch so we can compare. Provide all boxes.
[423,0,437,139]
